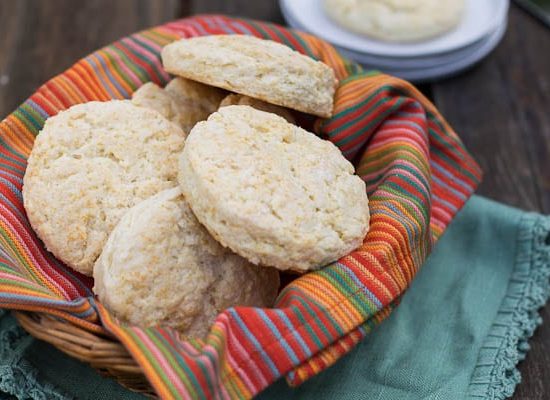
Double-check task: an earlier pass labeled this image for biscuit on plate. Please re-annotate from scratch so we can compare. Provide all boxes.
[324,0,465,42]
[93,187,279,337]
[219,94,295,123]
[131,77,225,134]
[162,34,337,118]
[23,100,185,275]
[179,105,369,272]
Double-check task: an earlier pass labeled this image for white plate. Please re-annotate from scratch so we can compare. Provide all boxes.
[281,1,507,69]
[280,0,509,57]
[374,18,507,82]
[336,21,505,70]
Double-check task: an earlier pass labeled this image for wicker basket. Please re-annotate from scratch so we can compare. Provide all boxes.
[13,311,156,398]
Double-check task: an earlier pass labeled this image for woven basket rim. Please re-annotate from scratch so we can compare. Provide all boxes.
[13,311,157,397]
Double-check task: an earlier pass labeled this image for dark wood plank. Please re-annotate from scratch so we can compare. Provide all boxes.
[432,6,550,400]
[0,0,181,118]
[0,1,23,117]
[432,6,550,214]
[187,0,284,24]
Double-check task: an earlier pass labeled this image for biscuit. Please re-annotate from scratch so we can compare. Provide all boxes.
[179,105,369,272]
[93,187,279,338]
[131,78,225,134]
[219,94,295,124]
[23,100,185,275]
[324,0,465,42]
[162,35,336,118]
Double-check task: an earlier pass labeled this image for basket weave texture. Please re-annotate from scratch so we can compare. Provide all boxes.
[0,15,481,400]
[14,311,155,396]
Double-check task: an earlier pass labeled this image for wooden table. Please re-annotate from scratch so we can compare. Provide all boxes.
[0,1,548,398]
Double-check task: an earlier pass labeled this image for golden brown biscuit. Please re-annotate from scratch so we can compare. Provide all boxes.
[219,94,295,123]
[132,78,225,134]
[23,100,185,275]
[179,105,370,272]
[162,35,336,118]
[94,187,279,338]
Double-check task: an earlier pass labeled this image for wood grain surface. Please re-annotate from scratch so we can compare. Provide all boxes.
[432,10,550,399]
[0,0,181,115]
[0,1,548,399]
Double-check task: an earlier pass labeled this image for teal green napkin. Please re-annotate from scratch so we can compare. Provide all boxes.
[0,310,145,400]
[1,195,549,400]
[260,196,550,400]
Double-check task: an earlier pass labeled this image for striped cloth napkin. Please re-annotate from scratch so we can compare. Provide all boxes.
[0,15,481,399]
[2,196,548,400]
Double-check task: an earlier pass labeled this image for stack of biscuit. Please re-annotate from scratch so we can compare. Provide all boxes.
[23,35,370,338]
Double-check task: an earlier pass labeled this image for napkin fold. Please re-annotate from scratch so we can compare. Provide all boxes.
[1,195,548,400]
